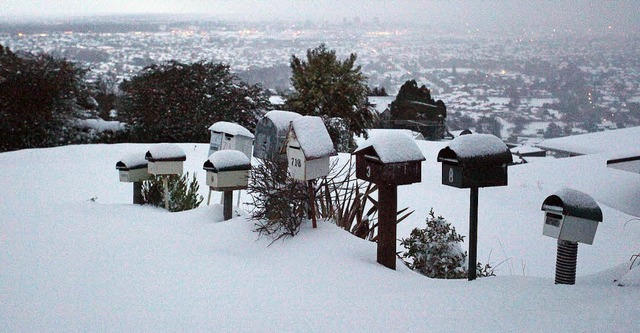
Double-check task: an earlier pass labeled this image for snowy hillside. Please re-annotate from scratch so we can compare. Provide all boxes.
[1,143,639,332]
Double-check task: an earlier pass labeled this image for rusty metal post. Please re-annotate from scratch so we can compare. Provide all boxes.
[377,184,398,270]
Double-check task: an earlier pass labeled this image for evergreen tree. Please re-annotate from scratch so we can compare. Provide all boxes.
[0,45,94,151]
[389,79,441,120]
[286,44,377,152]
[119,61,271,143]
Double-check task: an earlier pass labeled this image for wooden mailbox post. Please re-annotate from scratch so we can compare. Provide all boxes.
[437,133,512,280]
[116,153,151,204]
[145,143,187,210]
[353,132,425,270]
[203,150,251,221]
[282,116,336,228]
[541,188,602,285]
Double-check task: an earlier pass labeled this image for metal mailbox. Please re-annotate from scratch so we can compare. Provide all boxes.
[208,121,254,159]
[437,134,512,188]
[203,150,251,191]
[353,132,425,186]
[541,189,603,245]
[145,143,187,175]
[283,116,336,181]
[253,110,302,161]
[116,154,150,183]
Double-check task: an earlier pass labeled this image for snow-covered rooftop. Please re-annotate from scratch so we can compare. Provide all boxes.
[264,110,302,131]
[354,131,425,163]
[448,133,509,159]
[289,116,336,160]
[208,121,254,138]
[536,126,640,156]
[116,153,148,170]
[204,150,251,171]
[543,188,603,221]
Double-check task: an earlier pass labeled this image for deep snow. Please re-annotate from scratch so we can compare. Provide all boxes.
[1,142,639,332]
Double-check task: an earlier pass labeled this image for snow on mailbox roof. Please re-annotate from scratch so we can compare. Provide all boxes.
[536,126,640,156]
[354,131,425,163]
[542,188,603,222]
[264,110,302,130]
[145,143,186,161]
[448,133,509,159]
[208,121,254,138]
[204,150,251,172]
[116,153,148,170]
[290,116,336,160]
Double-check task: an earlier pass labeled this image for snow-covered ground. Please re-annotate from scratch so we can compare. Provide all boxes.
[1,143,640,332]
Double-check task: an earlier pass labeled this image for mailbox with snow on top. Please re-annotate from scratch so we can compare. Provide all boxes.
[208,121,254,159]
[437,134,512,280]
[145,143,187,210]
[353,132,425,270]
[541,188,603,285]
[116,153,151,204]
[281,115,336,229]
[203,150,251,221]
[283,116,337,182]
[253,110,302,162]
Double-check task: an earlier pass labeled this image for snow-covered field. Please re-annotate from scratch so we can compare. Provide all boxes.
[1,142,640,332]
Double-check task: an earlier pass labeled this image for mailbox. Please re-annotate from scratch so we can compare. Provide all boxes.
[352,132,425,186]
[145,143,187,175]
[203,150,251,191]
[208,121,254,159]
[116,154,150,183]
[253,110,302,161]
[541,188,603,245]
[437,134,512,188]
[282,116,337,181]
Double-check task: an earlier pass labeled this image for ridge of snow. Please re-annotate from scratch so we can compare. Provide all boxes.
[208,121,254,138]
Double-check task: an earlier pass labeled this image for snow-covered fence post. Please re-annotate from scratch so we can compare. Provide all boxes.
[541,189,603,285]
[145,144,187,210]
[203,150,251,221]
[437,134,512,280]
[353,132,425,270]
[282,116,337,229]
[116,154,151,205]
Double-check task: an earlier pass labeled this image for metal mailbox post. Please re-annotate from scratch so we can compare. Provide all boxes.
[282,116,337,228]
[203,150,251,221]
[116,154,151,204]
[353,132,425,270]
[541,189,603,285]
[145,144,187,210]
[437,133,512,280]
[253,110,302,162]
[208,121,254,159]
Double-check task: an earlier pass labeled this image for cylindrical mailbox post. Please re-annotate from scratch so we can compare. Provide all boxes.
[541,188,603,285]
[353,132,425,270]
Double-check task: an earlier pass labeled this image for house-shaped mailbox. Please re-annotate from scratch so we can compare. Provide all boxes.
[353,132,425,185]
[116,154,151,183]
[437,134,512,188]
[145,144,186,175]
[253,110,302,161]
[208,121,254,159]
[203,150,251,191]
[283,116,337,181]
[541,188,603,245]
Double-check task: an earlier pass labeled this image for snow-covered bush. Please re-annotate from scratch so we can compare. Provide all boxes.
[400,209,468,279]
[141,173,203,212]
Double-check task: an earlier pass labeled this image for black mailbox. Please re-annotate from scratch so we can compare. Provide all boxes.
[437,134,512,188]
[353,133,425,186]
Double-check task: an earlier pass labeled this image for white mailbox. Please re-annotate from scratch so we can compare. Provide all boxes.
[282,116,336,181]
[116,154,151,182]
[203,150,251,191]
[208,121,254,159]
[145,144,186,175]
[541,188,603,245]
[253,110,302,161]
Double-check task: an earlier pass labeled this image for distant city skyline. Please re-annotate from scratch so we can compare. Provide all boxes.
[2,0,639,32]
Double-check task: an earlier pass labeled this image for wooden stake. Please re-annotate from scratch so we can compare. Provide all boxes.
[377,184,397,270]
[308,180,317,228]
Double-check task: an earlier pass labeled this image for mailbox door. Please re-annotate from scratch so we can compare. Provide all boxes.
[542,212,563,239]
[209,132,223,157]
[356,156,384,184]
[119,170,131,182]
[358,157,421,186]
[288,146,306,181]
[220,133,235,150]
[441,164,465,188]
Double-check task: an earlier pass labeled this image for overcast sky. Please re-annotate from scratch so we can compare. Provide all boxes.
[2,1,639,31]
